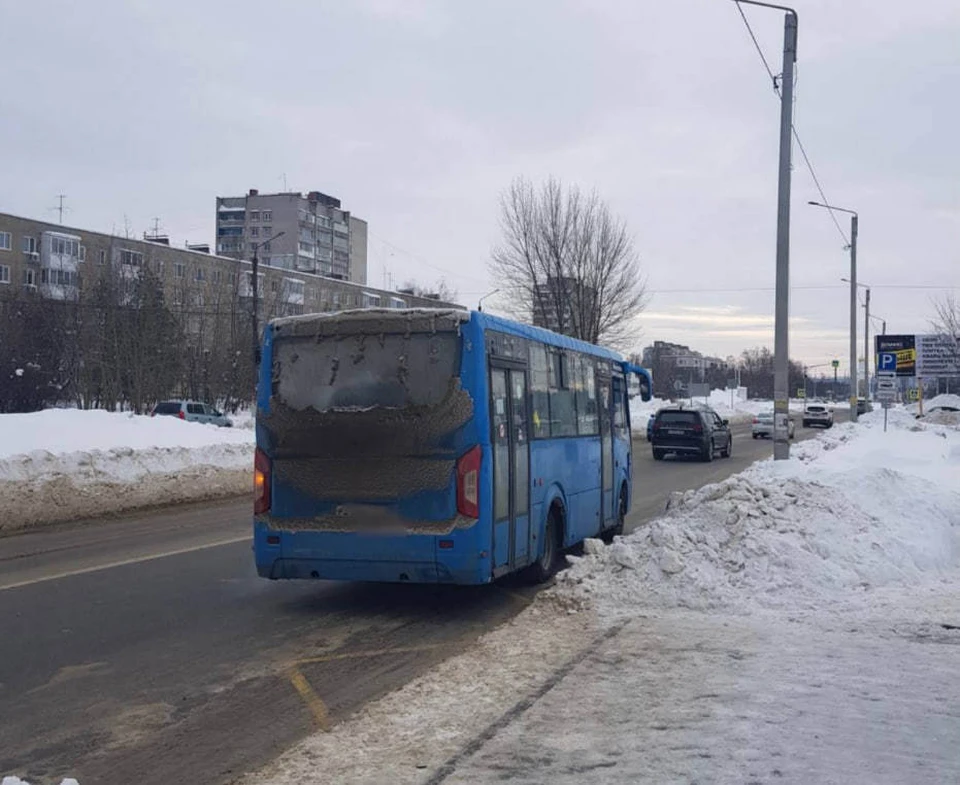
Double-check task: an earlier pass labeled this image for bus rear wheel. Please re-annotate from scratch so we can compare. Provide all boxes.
[525,509,561,584]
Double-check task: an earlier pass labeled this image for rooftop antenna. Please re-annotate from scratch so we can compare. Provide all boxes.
[281,173,288,191]
[151,217,162,236]
[50,194,69,224]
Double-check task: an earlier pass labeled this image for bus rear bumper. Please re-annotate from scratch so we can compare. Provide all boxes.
[253,523,491,585]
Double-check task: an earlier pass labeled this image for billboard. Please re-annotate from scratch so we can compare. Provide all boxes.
[876,334,959,377]
[874,334,915,377]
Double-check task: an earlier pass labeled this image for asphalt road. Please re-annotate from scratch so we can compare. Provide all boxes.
[0,414,845,784]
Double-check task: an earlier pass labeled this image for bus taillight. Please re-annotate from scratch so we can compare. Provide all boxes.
[254,448,271,515]
[456,445,481,519]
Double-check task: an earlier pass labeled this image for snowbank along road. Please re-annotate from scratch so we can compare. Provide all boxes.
[0,412,845,784]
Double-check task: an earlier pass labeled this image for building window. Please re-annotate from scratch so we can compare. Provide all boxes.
[22,236,38,254]
[250,227,259,237]
[0,264,9,283]
[156,260,165,275]
[261,210,272,222]
[23,268,37,287]
[119,249,143,267]
[195,292,205,307]
[229,272,236,285]
[0,232,10,251]
[175,263,186,279]
[99,249,106,265]
[249,210,260,221]
[262,241,271,253]
[262,225,271,235]
[271,280,279,293]
[51,237,80,257]
[195,267,205,282]
[213,269,222,284]
[173,290,183,306]
[79,245,86,262]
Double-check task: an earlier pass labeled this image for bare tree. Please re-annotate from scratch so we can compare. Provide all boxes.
[490,176,647,347]
[931,294,960,341]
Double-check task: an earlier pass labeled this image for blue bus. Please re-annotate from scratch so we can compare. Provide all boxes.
[253,309,652,585]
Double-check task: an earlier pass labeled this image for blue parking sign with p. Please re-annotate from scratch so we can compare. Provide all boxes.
[879,352,897,371]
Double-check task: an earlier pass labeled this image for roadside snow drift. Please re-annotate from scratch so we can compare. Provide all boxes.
[559,407,960,614]
[0,409,255,532]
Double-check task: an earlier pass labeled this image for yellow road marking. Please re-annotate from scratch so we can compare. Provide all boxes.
[288,667,331,730]
[0,535,250,592]
[296,642,450,666]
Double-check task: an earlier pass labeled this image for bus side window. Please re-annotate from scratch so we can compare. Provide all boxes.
[549,350,577,437]
[530,344,551,438]
[576,355,598,435]
[612,376,628,439]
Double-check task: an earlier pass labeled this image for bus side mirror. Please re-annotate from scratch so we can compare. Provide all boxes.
[639,379,651,402]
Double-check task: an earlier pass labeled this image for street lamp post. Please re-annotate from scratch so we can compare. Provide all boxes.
[842,277,873,399]
[478,288,501,312]
[809,202,858,422]
[736,0,798,460]
[250,231,285,366]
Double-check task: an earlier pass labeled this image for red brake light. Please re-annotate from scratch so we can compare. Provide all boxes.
[178,410,185,420]
[456,445,481,519]
[254,447,271,515]
[692,423,703,433]
[752,417,759,424]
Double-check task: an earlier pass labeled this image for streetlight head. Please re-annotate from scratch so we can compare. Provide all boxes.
[807,200,821,206]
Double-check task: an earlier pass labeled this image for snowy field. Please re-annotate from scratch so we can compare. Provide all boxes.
[244,407,960,785]
[630,387,817,432]
[0,409,254,532]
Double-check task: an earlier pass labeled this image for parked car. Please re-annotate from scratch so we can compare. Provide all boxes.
[651,406,732,462]
[152,400,233,427]
[802,404,833,428]
[751,411,795,439]
[856,398,872,415]
[646,413,656,442]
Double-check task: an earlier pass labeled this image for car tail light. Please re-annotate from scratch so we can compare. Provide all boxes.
[752,417,759,424]
[254,448,271,515]
[692,423,703,434]
[178,410,185,420]
[456,445,481,519]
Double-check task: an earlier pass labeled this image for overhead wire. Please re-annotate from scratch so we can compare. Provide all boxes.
[734,2,850,248]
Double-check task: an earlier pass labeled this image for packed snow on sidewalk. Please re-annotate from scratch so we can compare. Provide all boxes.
[2,778,78,785]
[560,406,960,615]
[0,409,254,531]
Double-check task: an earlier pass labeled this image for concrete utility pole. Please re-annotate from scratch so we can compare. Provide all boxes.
[810,203,859,422]
[863,286,870,400]
[250,231,285,366]
[737,0,798,459]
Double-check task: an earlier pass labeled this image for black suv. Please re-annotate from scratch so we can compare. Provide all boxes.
[651,406,732,462]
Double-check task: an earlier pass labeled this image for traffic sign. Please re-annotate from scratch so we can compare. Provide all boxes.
[877,377,896,391]
[908,389,919,401]
[878,352,898,372]
[796,388,805,398]
[876,389,897,403]
[831,359,840,368]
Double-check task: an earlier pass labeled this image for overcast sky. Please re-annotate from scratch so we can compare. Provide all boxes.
[2,0,958,371]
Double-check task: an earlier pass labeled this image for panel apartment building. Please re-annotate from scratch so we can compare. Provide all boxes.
[0,211,456,322]
[215,189,367,285]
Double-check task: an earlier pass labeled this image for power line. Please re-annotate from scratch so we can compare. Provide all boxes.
[733,2,849,247]
[368,232,489,287]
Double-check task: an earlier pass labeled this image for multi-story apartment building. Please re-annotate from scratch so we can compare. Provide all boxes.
[0,212,454,320]
[215,189,367,285]
[531,276,598,339]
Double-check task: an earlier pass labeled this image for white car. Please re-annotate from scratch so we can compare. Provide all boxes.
[751,411,795,439]
[802,404,834,428]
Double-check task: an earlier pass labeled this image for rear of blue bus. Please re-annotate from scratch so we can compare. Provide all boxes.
[252,309,492,584]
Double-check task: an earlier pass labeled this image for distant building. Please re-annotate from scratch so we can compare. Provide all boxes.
[215,189,367,285]
[641,340,728,375]
[0,211,456,323]
[532,276,598,339]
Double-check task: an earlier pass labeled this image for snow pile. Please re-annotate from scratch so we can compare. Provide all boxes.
[2,778,78,785]
[558,407,960,614]
[0,409,255,532]
[909,392,960,414]
[629,390,812,433]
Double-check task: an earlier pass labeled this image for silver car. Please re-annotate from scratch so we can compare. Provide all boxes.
[152,400,233,427]
[802,404,834,428]
[751,411,795,439]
